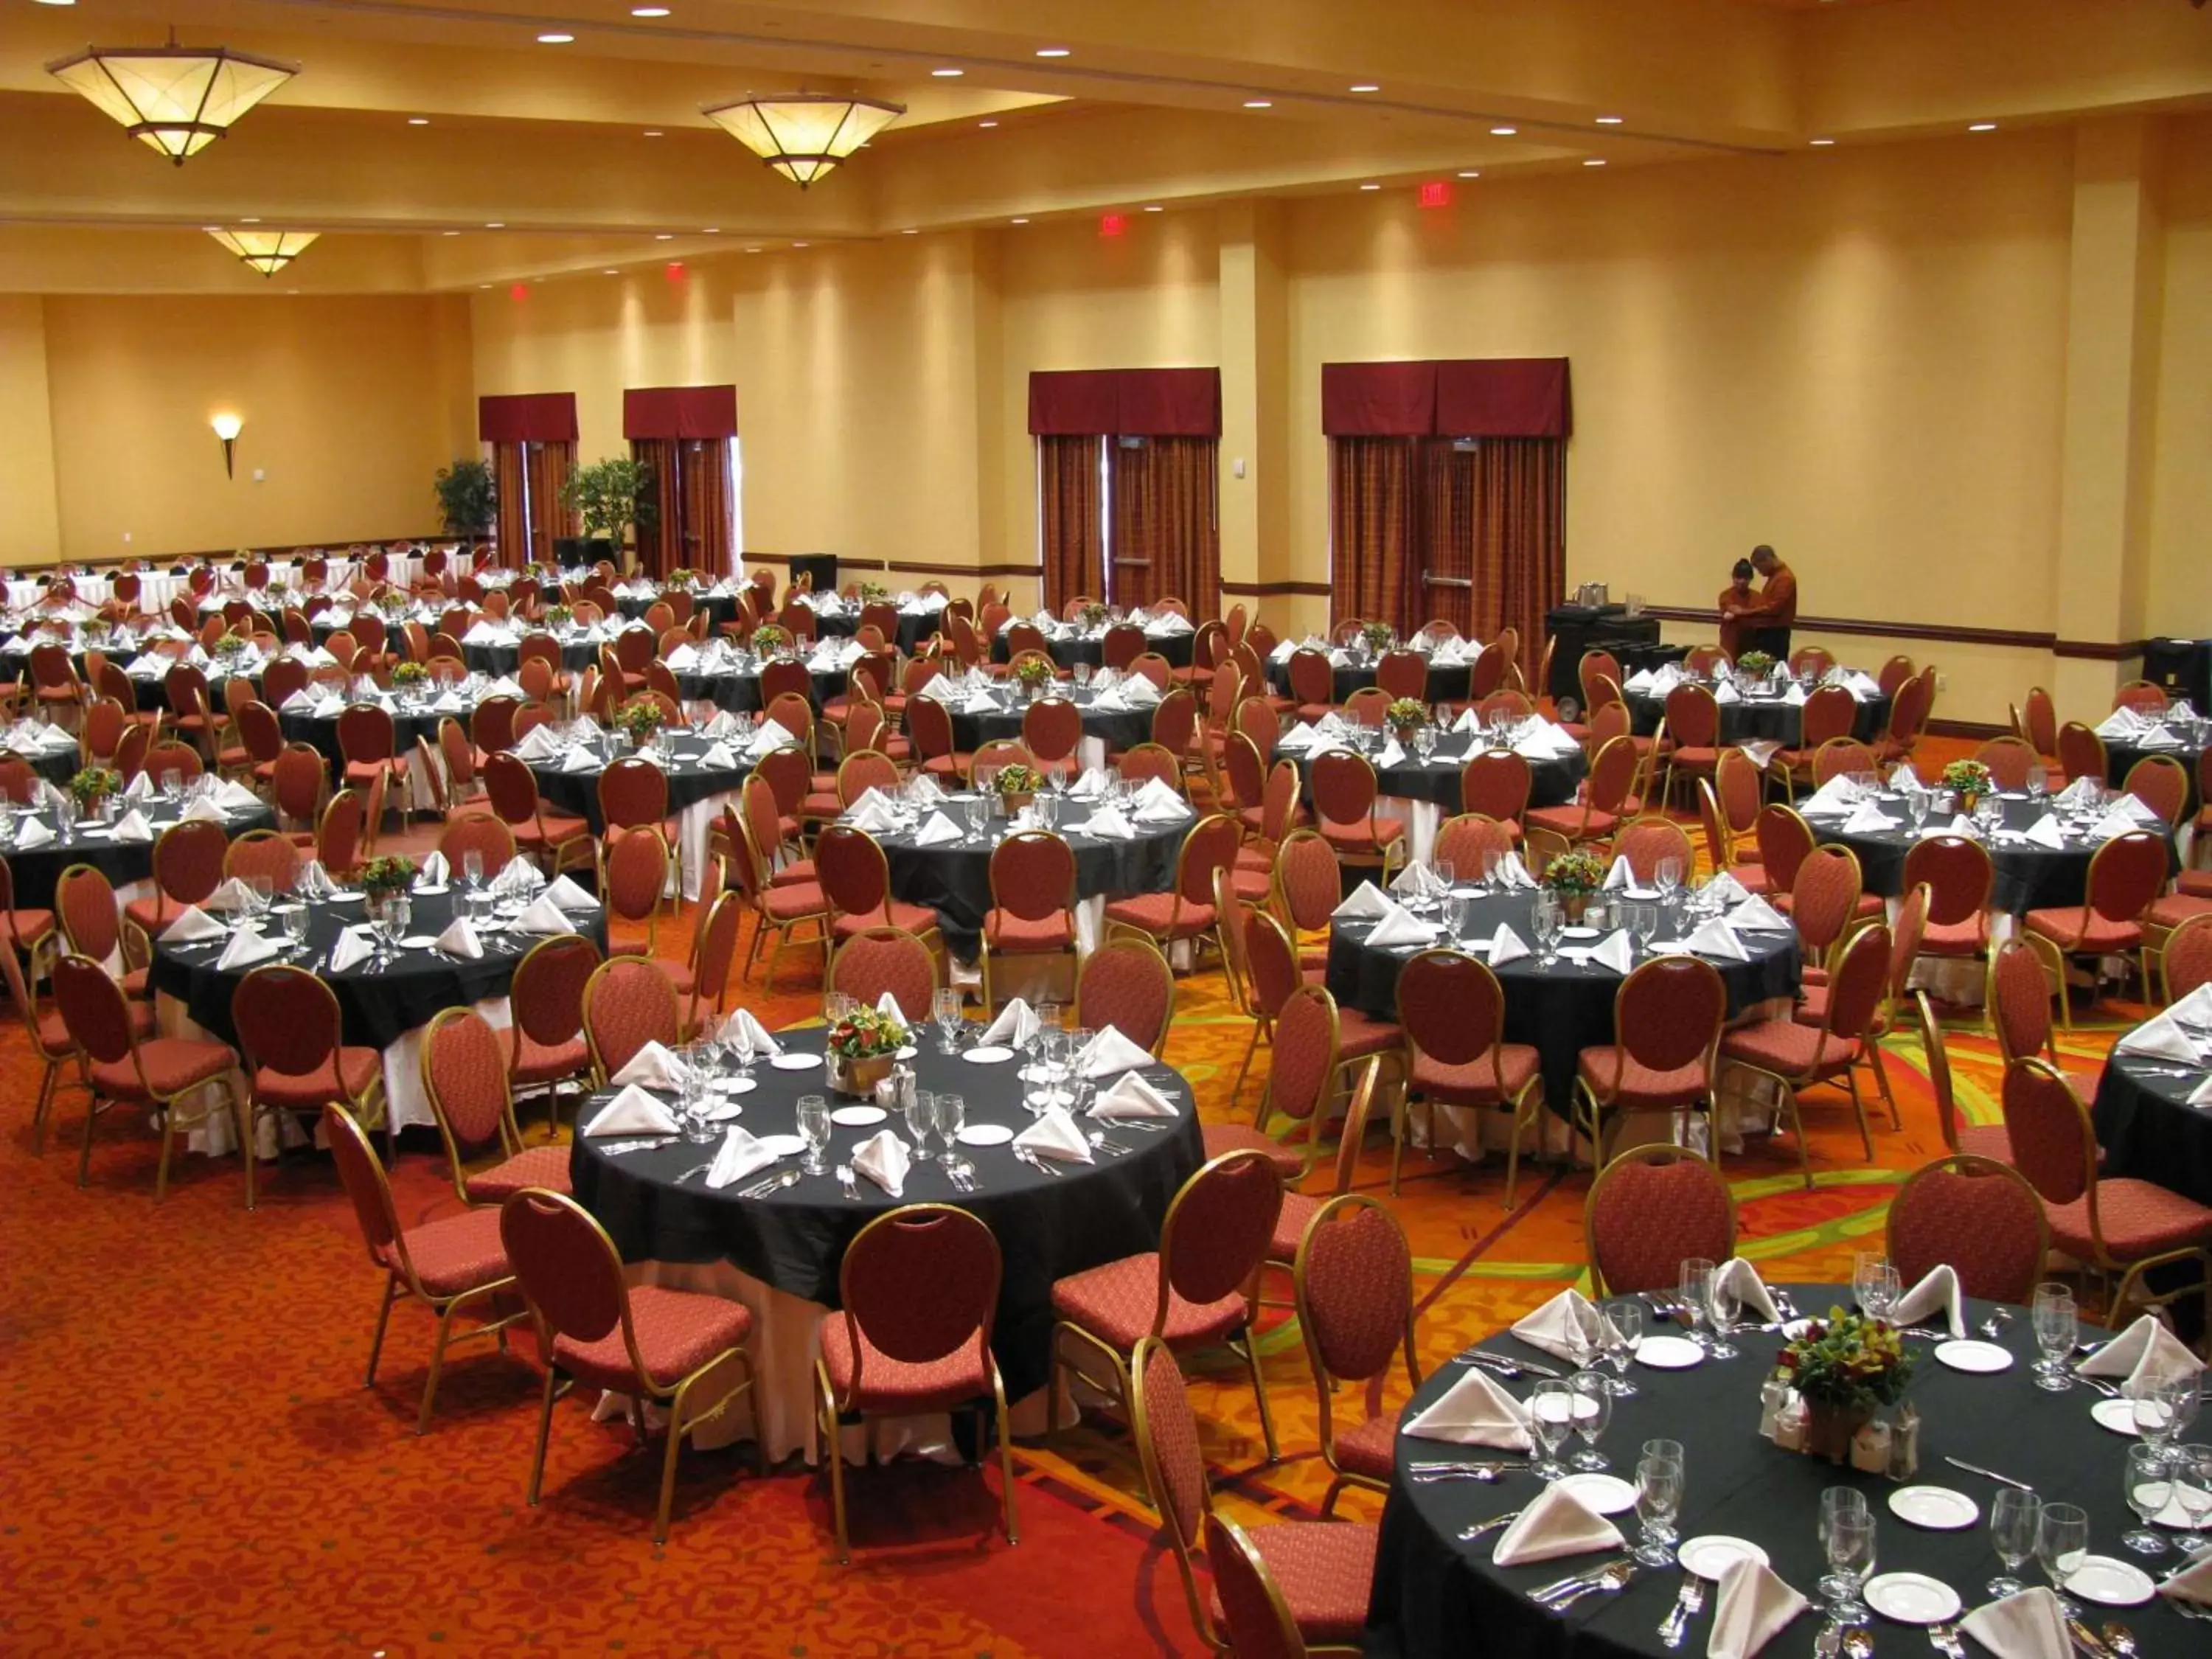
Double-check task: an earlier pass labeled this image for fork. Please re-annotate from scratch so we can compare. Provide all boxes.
[1660,1573,1706,1649]
[1927,1622,1966,1659]
[1017,1147,1065,1178]
[1540,1561,1637,1610]
[1456,1508,1523,1542]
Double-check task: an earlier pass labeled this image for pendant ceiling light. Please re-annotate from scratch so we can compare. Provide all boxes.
[47,31,299,164]
[700,93,903,187]
[207,228,319,276]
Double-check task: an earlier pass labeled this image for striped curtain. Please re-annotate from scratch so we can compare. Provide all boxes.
[1037,435,1104,616]
[1110,437,1219,616]
[628,438,682,577]
[525,441,575,564]
[490,441,529,568]
[1328,437,1419,630]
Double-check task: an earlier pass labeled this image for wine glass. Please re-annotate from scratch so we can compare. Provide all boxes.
[1823,1509,1877,1627]
[964,795,990,841]
[1654,856,1683,910]
[1705,1272,1742,1360]
[1600,1298,1644,1397]
[1432,859,1455,902]
[1818,1486,1871,1601]
[934,1091,968,1178]
[381,894,411,962]
[1481,847,1504,893]
[1851,1251,1891,1309]
[1531,892,1563,966]
[1860,1264,1902,1324]
[933,986,964,1053]
[2122,1441,2172,1555]
[903,1086,936,1163]
[281,902,310,959]
[1568,1370,1612,1471]
[2170,1444,2212,1540]
[1528,1379,1576,1480]
[1677,1257,1715,1349]
[2031,1283,2079,1391]
[462,848,484,891]
[1986,1486,2042,1598]
[2036,1501,2090,1618]
[1631,1454,1683,1568]
[796,1094,831,1175]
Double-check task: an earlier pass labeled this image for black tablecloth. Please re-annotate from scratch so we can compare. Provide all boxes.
[280,697,455,778]
[528,732,751,835]
[947,688,1153,757]
[673,665,847,716]
[989,630,1197,671]
[570,1035,1205,1399]
[1267,657,1472,706]
[2,648,262,715]
[1327,890,1800,1114]
[462,638,598,677]
[1624,688,1891,747]
[2093,1045,2212,1207]
[1279,732,1587,813]
[143,883,607,1051]
[2105,738,2205,816]
[4,799,277,909]
[1368,1282,2195,1659]
[12,741,83,788]
[1812,793,2179,917]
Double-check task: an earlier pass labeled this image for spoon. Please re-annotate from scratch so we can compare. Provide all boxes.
[1842,1630,1874,1659]
[2101,1624,2138,1658]
[1980,1307,2014,1342]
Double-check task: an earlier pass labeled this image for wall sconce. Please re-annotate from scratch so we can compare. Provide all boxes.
[211,412,243,478]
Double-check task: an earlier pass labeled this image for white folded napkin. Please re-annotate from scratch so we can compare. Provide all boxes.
[560,746,599,773]
[328,928,375,972]
[1706,1557,1809,1659]
[1890,1263,1966,1338]
[1079,1025,1158,1078]
[433,691,467,714]
[1122,677,1162,706]
[1601,856,1633,891]
[1132,778,1190,821]
[433,917,484,960]
[1705,870,1749,905]
[1961,1587,2068,1659]
[510,725,564,761]
[612,1040,688,1091]
[124,771,155,801]
[204,877,258,913]
[1840,800,1902,833]
[1402,1366,1532,1450]
[159,905,226,943]
[215,779,260,811]
[980,998,1039,1047]
[462,622,511,645]
[1711,1257,1782,1321]
[1374,737,1407,770]
[280,688,317,712]
[585,1085,682,1138]
[2159,1544,2212,1608]
[1510,1288,1613,1363]
[913,811,963,846]
[1012,1105,1093,1164]
[745,718,798,759]
[2115,1013,2204,1064]
[1497,852,1536,890]
[493,857,546,897]
[1686,917,1750,960]
[543,874,597,911]
[2112,793,2163,824]
[1737,739,1783,768]
[1727,895,1791,932]
[1090,1071,1179,1119]
[215,928,279,971]
[717,1006,782,1059]
[2096,709,2145,740]
[1088,687,1128,712]
[852,1128,913,1194]
[959,691,1001,715]
[1390,862,1448,902]
[1492,1482,1625,1568]
[181,797,229,823]
[1366,903,1442,950]
[1333,881,1393,920]
[1783,682,1807,706]
[419,850,450,886]
[1590,930,1635,975]
[567,714,605,743]
[696,741,739,770]
[664,644,700,671]
[703,710,744,740]
[846,791,902,834]
[1077,807,1136,840]
[704,1126,778,1189]
[1798,776,1858,818]
[2135,726,2185,749]
[2078,1312,2206,1394]
[109,809,154,844]
[1486,923,1531,965]
[508,894,576,935]
[2089,810,2144,841]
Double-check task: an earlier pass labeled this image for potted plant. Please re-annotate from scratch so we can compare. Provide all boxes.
[825,1002,909,1097]
[1386,697,1427,744]
[1735,650,1774,681]
[358,853,417,920]
[432,457,497,549]
[1776,1307,1915,1464]
[1941,759,1994,815]
[1012,655,1056,699]
[212,629,251,667]
[1542,848,1608,924]
[1077,601,1109,630]
[560,456,658,568]
[613,694,665,749]
[391,660,430,698]
[667,567,700,591]
[751,622,791,658]
[992,761,1045,813]
[68,765,121,820]
[1360,620,1396,656]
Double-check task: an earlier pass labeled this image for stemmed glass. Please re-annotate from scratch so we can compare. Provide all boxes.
[1823,1509,1877,1627]
[1432,859,1455,905]
[796,1093,831,1175]
[1481,847,1505,893]
[1631,1453,1683,1567]
[2122,1442,2172,1555]
[2171,1444,2212,1540]
[1705,1272,1742,1360]
[1654,856,1683,915]
[1600,1299,1643,1397]
[380,894,411,964]
[281,902,310,959]
[1531,891,1563,967]
[1527,1378,1577,1480]
[933,987,964,1053]
[1677,1257,1715,1350]
[2036,1501,2090,1618]
[935,1091,968,1178]
[964,795,990,842]
[1986,1487,2042,1598]
[903,1086,936,1163]
[1817,1486,1870,1601]
[462,848,484,891]
[2032,1282,2079,1391]
[1568,1371,1612,1471]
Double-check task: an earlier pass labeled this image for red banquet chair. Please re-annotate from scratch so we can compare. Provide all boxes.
[232,964,388,1178]
[506,933,601,1132]
[1104,811,1242,963]
[1397,947,1546,1204]
[1290,1184,1421,1518]
[2020,830,2167,1026]
[815,824,942,947]
[1583,1144,1738,1298]
[1458,751,1531,844]
[1309,751,1405,881]
[581,956,681,1085]
[1885,1154,2048,1306]
[1075,933,1179,1057]
[827,925,938,1022]
[420,1007,574,1206]
[981,829,1078,1013]
[1572,956,1728,1174]
[1204,1517,1315,1659]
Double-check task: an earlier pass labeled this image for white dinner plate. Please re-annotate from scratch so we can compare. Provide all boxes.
[1621,888,1663,902]
[2153,1490,2212,1530]
[1864,1572,1961,1625]
[1635,1335,1704,1370]
[1888,1486,1978,1530]
[2091,1398,2142,1435]
[400,936,441,949]
[1552,1473,1637,1516]
[2065,1554,2155,1606]
[1933,1339,2013,1374]
[701,1099,747,1121]
[1559,926,1599,940]
[830,1105,887,1127]
[956,1124,1017,1147]
[412,884,450,897]
[752,1133,807,1158]
[963,1045,1016,1063]
[327,891,364,902]
[709,1077,759,1096]
[894,1046,919,1060]
[1676,1537,1769,1579]
[769,1053,821,1071]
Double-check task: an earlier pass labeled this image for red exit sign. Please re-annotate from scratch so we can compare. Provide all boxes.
[1418,181,1452,209]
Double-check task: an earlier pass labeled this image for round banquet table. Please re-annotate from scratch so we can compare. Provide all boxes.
[989,628,1197,671]
[528,731,753,902]
[1326,888,1801,1115]
[1267,655,1472,707]
[1624,686,1892,747]
[2104,735,2207,817]
[1810,793,2180,916]
[462,636,598,677]
[570,1032,1205,1455]
[2,796,278,910]
[947,686,1154,759]
[669,662,846,716]
[2092,1037,2212,1208]
[609,591,741,634]
[279,691,467,779]
[1366,1282,2201,1659]
[864,793,1193,954]
[7,734,88,790]
[1279,731,1587,815]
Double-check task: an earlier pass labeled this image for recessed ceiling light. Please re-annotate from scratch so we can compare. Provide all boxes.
[1349,84,1380,94]
[1358,182,1380,191]
[931,67,964,77]
[1584,158,1606,167]
[1595,115,1624,125]
[701,227,719,234]
[33,1,76,7]
[478,284,490,290]
[1035,47,1070,58]
[605,268,619,275]
[1243,100,1273,109]
[1809,137,1835,147]
[1490,125,1517,136]
[1011,217,1030,224]
[537,33,574,44]
[1142,204,1163,212]
[655,234,673,240]
[240,216,261,224]
[442,230,461,237]
[978,119,998,128]
[901,228,919,234]
[485,221,504,229]
[407,117,429,126]
[792,240,808,248]
[643,129,663,137]
[746,246,762,253]
[1457,170,1481,178]
[630,5,671,15]
[1969,121,1997,132]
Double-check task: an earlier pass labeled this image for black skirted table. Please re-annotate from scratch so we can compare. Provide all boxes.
[669,663,849,716]
[1368,1283,2198,1659]
[1326,889,1800,1116]
[279,692,473,779]
[2092,1039,2212,1208]
[945,686,1155,758]
[2104,737,2205,817]
[1810,793,2179,916]
[1267,655,1475,707]
[1623,686,1892,747]
[1279,731,1588,815]
[526,731,754,835]
[4,732,89,789]
[3,796,277,909]
[990,627,1197,672]
[461,635,598,677]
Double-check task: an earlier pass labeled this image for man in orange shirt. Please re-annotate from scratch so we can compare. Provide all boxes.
[1722,544,1797,660]
[1717,558,1756,659]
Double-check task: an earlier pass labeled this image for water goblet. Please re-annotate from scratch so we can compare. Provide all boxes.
[933,986,964,1053]
[1444,891,1471,939]
[1818,1486,1871,1601]
[2122,1441,2172,1555]
[1705,1273,1742,1360]
[934,1091,967,1169]
[1599,1298,1643,1397]
[797,1094,831,1175]
[1860,1264,1902,1324]
[462,849,484,890]
[1527,1378,1576,1480]
[1986,1486,2042,1598]
[1631,1455,1683,1567]
[1481,847,1505,892]
[248,874,275,919]
[1654,857,1683,908]
[282,902,310,958]
[2031,1283,2079,1391]
[2035,1501,2090,1618]
[903,1086,936,1162]
[1677,1257,1715,1349]
[1531,893,1563,965]
[382,894,411,961]
[1823,1509,1877,1627]
[1851,1251,1891,1308]
[964,795,990,841]
[1568,1370,1612,1471]
[2170,1443,2212,1539]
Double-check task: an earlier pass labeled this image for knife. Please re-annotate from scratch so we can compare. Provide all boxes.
[2066,1619,2116,1659]
[1942,1455,2034,1492]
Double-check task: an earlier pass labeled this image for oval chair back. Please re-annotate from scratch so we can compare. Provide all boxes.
[1076,934,1176,1053]
[2163,914,2212,1004]
[1613,817,1693,884]
[1972,736,2042,790]
[1161,1150,1284,1313]
[225,830,300,893]
[2056,722,2106,783]
[438,813,517,877]
[1022,697,1083,765]
[828,925,936,1021]
[1886,1154,2048,1305]
[830,1203,1001,1405]
[1613,956,1728,1079]
[2084,830,2169,929]
[1753,805,1814,891]
[1583,1145,1736,1297]
[231,963,344,1081]
[815,824,896,925]
[1460,750,1531,830]
[1292,1188,1417,1478]
[582,956,681,1083]
[1203,1517,1307,1659]
[1435,813,1515,875]
[1264,983,1340,1133]
[1397,947,1506,1073]
[1788,845,1864,965]
[2124,754,2190,827]
[511,933,602,1064]
[1902,835,1992,928]
[1273,829,1342,935]
[315,787,364,874]
[600,827,669,937]
[1988,939,2059,1068]
[2000,1059,2098,1208]
[153,818,229,911]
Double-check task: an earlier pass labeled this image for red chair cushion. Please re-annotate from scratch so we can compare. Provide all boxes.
[2045,1180,2212,1264]
[253,1046,383,1110]
[510,1032,590,1088]
[552,1284,754,1392]
[1412,1043,1541,1107]
[768,858,818,889]
[832,901,937,940]
[378,1204,511,1299]
[2148,894,2212,930]
[1575,1047,1710,1110]
[1526,806,1621,840]
[762,883,830,922]
[2023,908,2143,953]
[1337,1009,1404,1062]
[1719,1019,1858,1080]
[1208,1520,1380,1647]
[985,908,1076,953]
[1050,1253,1248,1351]
[1104,894,1216,939]
[1328,1413,1399,1485]
[88,1037,235,1101]
[1958,1123,2013,1163]
[820,1319,992,1412]
[1919,914,1989,955]
[1203,1121,1303,1179]
[513,813,590,848]
[462,1143,576,1205]
[37,1000,156,1054]
[1268,1190,1320,1262]
[1318,818,1406,855]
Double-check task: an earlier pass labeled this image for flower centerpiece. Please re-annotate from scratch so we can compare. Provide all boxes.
[1012,655,1057,699]
[1542,848,1608,923]
[522,561,548,582]
[667,567,700,591]
[1776,1307,1916,1462]
[1941,759,1994,815]
[358,853,417,917]
[264,580,291,608]
[1385,696,1427,742]
[751,622,791,658]
[212,628,251,666]
[1360,620,1396,655]
[1077,601,1109,630]
[992,760,1045,813]
[377,590,411,618]
[68,765,121,818]
[544,602,575,632]
[80,617,112,647]
[390,660,430,694]
[825,1002,908,1096]
[614,694,666,751]
[1735,650,1775,681]
[858,580,890,603]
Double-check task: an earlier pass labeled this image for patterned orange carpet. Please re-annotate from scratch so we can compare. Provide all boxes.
[0,772,2143,1657]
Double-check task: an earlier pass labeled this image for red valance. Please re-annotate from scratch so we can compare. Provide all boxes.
[623,384,739,440]
[1321,358,1571,438]
[477,392,577,444]
[1028,367,1222,437]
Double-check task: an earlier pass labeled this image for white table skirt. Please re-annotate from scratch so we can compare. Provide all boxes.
[4,552,475,617]
[677,789,744,902]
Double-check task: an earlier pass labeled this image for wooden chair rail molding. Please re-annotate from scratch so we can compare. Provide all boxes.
[8,534,465,575]
[1638,603,2147,664]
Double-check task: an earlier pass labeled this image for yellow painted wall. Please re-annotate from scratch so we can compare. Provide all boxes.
[2148,114,2212,641]
[39,294,474,560]
[0,296,61,566]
